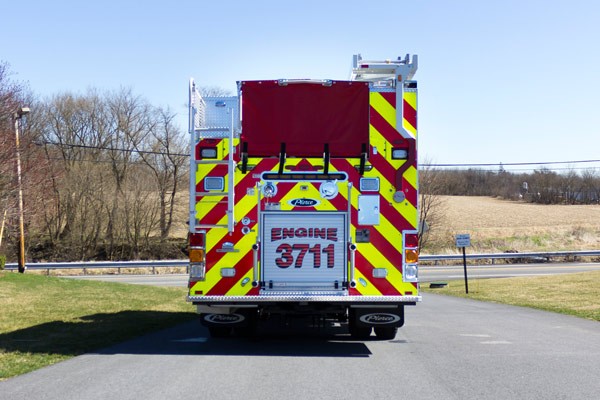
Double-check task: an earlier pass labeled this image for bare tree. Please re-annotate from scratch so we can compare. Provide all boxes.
[418,163,447,250]
[103,88,154,258]
[581,169,600,204]
[199,86,233,97]
[0,61,33,259]
[134,107,187,240]
[32,91,110,259]
[0,62,22,212]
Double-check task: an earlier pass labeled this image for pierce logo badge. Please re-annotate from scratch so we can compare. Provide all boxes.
[203,314,245,324]
[288,198,320,207]
[359,313,401,325]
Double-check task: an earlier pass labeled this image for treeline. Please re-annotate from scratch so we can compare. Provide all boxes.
[1,63,188,262]
[421,167,600,204]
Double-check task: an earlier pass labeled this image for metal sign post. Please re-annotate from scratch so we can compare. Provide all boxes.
[455,234,471,294]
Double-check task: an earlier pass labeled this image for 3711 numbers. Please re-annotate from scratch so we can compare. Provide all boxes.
[275,243,335,268]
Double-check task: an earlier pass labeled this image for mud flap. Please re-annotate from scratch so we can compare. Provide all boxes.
[351,306,405,328]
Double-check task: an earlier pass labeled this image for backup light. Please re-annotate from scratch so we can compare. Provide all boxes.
[404,264,418,281]
[189,264,206,280]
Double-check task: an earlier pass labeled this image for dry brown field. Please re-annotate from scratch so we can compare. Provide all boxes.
[426,196,600,254]
[174,194,600,254]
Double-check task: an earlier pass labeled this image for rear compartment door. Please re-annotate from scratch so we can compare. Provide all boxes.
[261,212,347,292]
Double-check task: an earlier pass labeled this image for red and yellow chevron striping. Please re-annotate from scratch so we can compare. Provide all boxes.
[190,83,418,300]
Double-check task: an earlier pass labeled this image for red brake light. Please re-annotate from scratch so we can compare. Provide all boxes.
[189,233,205,247]
[405,233,419,248]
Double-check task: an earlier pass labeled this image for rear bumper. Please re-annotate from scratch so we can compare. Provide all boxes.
[188,294,421,305]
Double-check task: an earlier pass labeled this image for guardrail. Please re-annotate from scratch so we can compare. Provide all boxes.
[3,260,189,274]
[420,250,600,264]
[3,250,600,274]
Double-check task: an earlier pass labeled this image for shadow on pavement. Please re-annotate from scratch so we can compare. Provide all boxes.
[1,312,380,359]
[97,318,377,358]
[0,311,195,357]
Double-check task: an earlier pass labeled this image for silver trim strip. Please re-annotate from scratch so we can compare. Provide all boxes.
[188,295,421,303]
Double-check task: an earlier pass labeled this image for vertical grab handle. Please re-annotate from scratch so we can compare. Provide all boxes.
[227,110,235,233]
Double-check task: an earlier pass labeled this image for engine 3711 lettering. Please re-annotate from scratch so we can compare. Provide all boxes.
[270,227,338,242]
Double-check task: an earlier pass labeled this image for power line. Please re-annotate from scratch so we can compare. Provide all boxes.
[422,159,600,168]
[36,140,189,157]
[34,140,600,172]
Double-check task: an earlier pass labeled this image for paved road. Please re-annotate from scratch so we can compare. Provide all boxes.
[2,293,599,399]
[65,262,600,286]
[420,261,600,282]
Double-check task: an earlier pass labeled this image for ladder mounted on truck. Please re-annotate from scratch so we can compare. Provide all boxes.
[351,53,418,83]
[188,79,239,233]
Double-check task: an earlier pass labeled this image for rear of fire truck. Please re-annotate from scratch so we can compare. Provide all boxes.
[187,54,420,339]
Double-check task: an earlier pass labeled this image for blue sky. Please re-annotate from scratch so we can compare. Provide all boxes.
[2,0,599,171]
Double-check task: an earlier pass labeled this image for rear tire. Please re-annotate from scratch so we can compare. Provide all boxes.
[349,324,372,339]
[374,326,398,340]
[208,327,232,338]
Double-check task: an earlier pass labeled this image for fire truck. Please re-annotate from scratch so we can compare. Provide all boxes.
[187,54,420,339]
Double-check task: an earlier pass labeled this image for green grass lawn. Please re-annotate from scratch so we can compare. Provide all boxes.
[423,270,600,322]
[2,270,599,381]
[0,272,195,380]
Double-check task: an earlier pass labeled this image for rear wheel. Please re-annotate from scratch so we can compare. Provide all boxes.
[349,323,372,339]
[374,326,398,340]
[234,310,258,337]
[208,327,232,338]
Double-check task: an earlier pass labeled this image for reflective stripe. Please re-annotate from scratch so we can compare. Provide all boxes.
[190,84,419,299]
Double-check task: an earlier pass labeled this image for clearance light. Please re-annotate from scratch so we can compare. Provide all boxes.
[220,268,236,278]
[392,148,409,159]
[200,147,218,159]
[204,177,224,191]
[360,178,379,192]
[405,249,419,264]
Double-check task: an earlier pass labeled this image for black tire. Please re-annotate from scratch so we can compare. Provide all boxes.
[349,324,372,339]
[208,327,232,338]
[374,326,398,340]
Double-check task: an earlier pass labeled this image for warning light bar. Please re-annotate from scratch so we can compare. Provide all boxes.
[261,172,348,182]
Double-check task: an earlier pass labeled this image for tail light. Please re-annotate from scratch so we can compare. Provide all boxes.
[189,248,205,263]
[405,249,419,264]
[189,233,206,281]
[404,232,419,283]
[405,233,419,248]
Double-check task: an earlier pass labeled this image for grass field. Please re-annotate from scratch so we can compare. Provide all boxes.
[0,272,195,380]
[423,270,600,322]
[426,196,600,254]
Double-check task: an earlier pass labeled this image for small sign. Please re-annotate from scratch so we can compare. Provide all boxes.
[455,234,471,248]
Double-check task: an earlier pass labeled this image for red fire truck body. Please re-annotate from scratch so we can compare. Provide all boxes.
[187,54,420,339]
